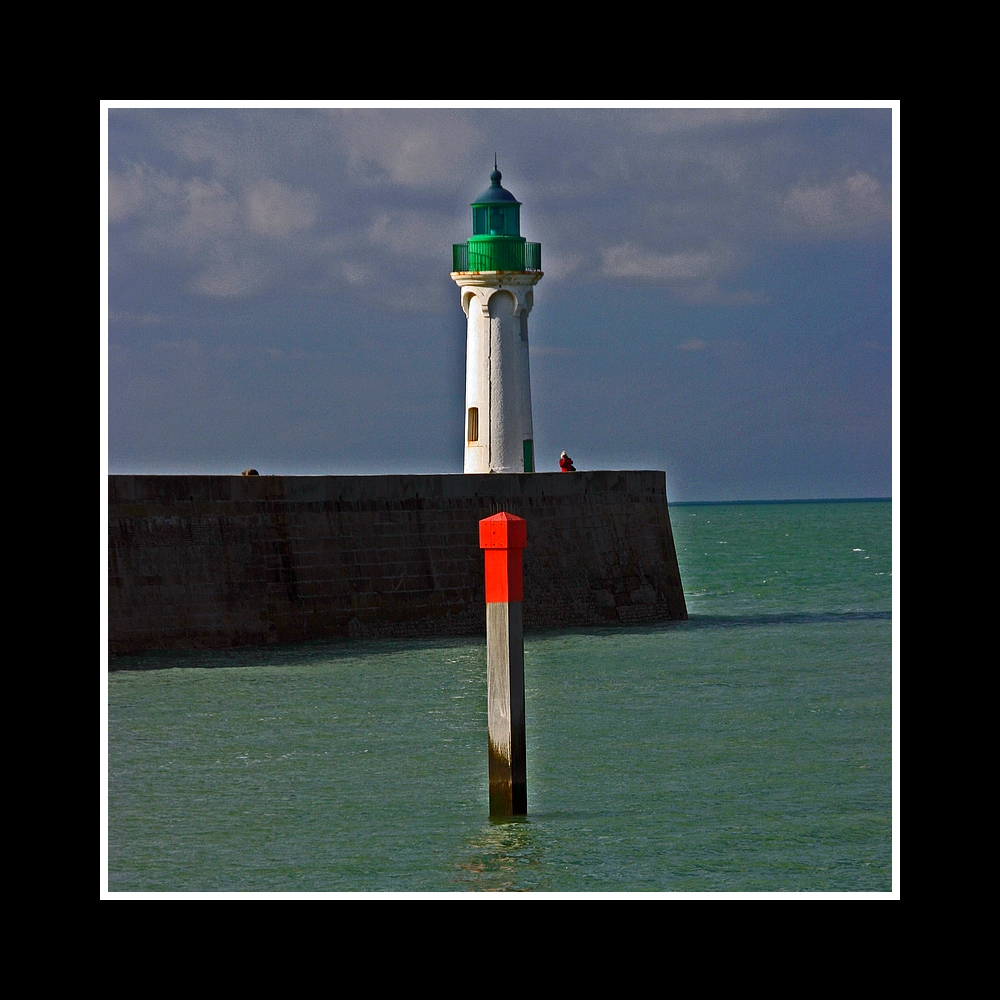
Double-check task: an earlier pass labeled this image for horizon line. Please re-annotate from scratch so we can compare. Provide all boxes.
[668,497,891,506]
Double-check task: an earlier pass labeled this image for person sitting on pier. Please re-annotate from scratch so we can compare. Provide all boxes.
[559,451,576,472]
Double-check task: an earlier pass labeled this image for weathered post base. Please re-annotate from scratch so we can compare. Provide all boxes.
[487,600,527,816]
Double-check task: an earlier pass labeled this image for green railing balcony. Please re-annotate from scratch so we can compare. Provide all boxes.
[453,241,541,273]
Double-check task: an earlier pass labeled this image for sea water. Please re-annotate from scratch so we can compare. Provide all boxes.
[106,500,893,892]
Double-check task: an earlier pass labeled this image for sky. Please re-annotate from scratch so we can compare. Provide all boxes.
[103,104,895,502]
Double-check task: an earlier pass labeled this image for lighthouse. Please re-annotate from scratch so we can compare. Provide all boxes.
[452,163,542,474]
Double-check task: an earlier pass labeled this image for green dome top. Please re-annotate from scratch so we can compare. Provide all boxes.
[472,163,521,207]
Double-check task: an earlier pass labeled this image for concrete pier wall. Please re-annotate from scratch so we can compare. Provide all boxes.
[108,471,687,657]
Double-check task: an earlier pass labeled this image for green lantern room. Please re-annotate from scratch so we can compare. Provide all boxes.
[453,163,541,273]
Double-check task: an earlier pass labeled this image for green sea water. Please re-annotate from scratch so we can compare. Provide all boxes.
[106,500,893,893]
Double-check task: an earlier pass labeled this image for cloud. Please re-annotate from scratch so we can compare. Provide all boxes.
[108,164,180,224]
[532,245,586,283]
[677,339,708,351]
[109,155,326,298]
[341,261,369,285]
[177,178,241,243]
[781,171,889,235]
[245,180,319,237]
[601,245,716,281]
[193,257,269,298]
[335,110,482,189]
[367,209,459,257]
[639,108,783,132]
[108,109,891,313]
[108,170,142,224]
[172,121,241,175]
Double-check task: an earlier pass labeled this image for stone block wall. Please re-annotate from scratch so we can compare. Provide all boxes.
[108,471,687,657]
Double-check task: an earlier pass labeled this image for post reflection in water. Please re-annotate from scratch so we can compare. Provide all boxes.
[455,817,543,892]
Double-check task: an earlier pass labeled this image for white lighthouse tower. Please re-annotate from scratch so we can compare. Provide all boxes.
[451,163,542,474]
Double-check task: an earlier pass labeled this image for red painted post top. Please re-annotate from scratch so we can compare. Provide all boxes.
[479,512,527,551]
[479,513,526,603]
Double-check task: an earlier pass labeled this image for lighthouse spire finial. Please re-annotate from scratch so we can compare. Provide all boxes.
[490,154,502,187]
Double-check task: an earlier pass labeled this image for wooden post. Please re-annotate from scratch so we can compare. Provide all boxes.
[479,512,528,816]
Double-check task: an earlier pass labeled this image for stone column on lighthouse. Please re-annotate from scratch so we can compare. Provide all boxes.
[451,163,543,474]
